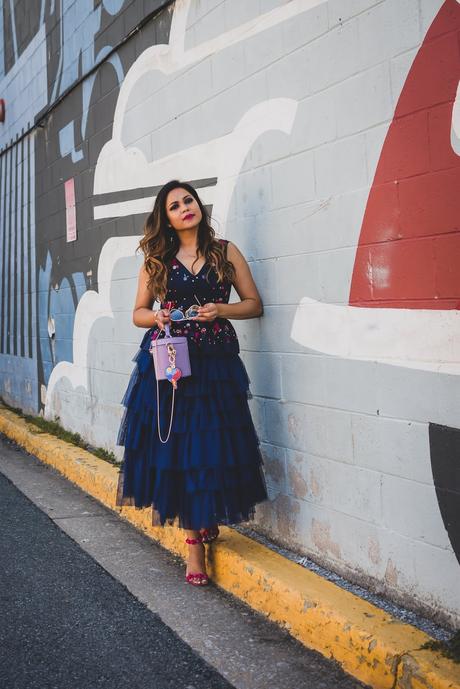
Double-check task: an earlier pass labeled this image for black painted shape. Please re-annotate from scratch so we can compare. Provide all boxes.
[12,0,41,58]
[44,2,62,98]
[2,0,15,74]
[6,144,12,354]
[0,152,5,353]
[94,0,172,59]
[94,177,218,206]
[2,0,41,74]
[34,3,174,408]
[429,423,460,566]
[10,132,19,356]
[20,136,25,358]
[26,134,32,359]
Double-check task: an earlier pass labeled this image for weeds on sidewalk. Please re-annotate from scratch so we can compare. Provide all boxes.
[0,398,120,468]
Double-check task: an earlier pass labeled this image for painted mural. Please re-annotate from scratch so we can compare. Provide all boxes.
[1,0,459,626]
[290,0,460,577]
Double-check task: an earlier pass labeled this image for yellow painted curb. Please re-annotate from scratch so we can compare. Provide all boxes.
[0,405,459,689]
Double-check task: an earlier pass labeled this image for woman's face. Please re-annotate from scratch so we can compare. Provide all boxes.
[165,187,202,232]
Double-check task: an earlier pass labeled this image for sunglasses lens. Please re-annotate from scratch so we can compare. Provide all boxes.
[186,305,200,317]
[170,310,184,321]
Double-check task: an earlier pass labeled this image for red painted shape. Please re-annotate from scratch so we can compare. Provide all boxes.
[349,0,460,309]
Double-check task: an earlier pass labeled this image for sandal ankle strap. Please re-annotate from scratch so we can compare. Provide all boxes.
[185,536,203,545]
[200,526,219,542]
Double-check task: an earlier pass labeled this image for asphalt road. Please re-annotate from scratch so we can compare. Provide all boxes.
[0,435,369,689]
[0,462,234,688]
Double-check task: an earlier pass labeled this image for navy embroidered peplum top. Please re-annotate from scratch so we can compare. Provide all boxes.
[148,240,240,353]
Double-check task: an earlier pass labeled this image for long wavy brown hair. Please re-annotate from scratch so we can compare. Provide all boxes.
[138,180,235,302]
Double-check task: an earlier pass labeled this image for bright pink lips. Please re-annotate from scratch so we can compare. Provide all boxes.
[183,214,195,220]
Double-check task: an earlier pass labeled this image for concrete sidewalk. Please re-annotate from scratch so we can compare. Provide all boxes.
[0,404,458,689]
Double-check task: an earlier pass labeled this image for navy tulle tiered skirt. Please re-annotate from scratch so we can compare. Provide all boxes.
[115,329,268,530]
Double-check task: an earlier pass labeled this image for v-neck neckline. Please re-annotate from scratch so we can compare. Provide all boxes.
[174,256,207,277]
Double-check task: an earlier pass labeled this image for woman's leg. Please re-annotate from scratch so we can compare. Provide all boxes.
[185,529,208,585]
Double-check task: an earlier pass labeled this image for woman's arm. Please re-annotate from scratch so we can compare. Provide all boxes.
[195,241,263,322]
[132,264,164,328]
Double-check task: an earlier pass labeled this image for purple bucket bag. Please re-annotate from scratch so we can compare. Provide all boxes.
[150,323,191,381]
[149,323,191,443]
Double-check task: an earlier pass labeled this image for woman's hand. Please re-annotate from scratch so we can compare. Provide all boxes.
[193,303,219,322]
[155,308,171,330]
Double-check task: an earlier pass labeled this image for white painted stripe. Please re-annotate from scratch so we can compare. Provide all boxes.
[94,196,156,219]
[23,137,29,354]
[16,137,23,357]
[10,141,17,354]
[21,138,28,357]
[291,298,460,375]
[8,0,18,62]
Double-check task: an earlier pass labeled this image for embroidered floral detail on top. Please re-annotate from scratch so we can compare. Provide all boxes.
[149,244,239,351]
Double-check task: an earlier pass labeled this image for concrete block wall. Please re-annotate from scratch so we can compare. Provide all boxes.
[1,0,459,627]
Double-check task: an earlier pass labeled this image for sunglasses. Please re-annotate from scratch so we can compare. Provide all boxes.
[165,295,202,322]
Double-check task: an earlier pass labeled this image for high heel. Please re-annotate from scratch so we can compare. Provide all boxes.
[200,525,220,543]
[185,536,209,586]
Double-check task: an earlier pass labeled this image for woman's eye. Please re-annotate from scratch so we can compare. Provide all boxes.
[170,197,193,210]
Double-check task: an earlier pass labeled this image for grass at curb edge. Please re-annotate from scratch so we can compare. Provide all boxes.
[0,397,120,466]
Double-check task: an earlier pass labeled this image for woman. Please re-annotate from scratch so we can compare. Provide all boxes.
[116,179,268,586]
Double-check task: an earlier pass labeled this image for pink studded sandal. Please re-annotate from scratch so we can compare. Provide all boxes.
[185,536,209,586]
[200,525,220,543]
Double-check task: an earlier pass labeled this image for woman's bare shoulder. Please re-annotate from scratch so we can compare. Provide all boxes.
[225,240,247,264]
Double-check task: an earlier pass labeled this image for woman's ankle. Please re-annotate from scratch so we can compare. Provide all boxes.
[185,529,201,539]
